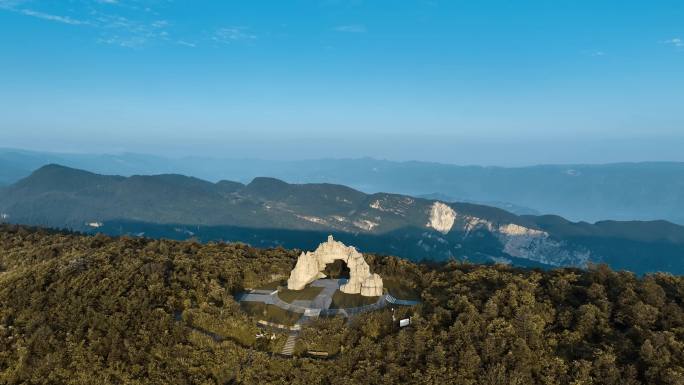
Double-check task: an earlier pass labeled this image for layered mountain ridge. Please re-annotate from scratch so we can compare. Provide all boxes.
[1,164,683,274]
[3,148,684,224]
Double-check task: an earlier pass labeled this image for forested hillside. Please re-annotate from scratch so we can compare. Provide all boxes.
[4,164,684,274]
[0,225,683,384]
[3,149,684,224]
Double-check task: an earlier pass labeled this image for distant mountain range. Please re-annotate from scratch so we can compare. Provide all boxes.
[2,148,684,224]
[1,164,683,275]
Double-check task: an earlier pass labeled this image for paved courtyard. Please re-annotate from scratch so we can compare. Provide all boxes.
[237,278,418,316]
[237,278,419,356]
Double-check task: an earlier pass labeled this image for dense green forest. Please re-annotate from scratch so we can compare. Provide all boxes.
[1,224,683,384]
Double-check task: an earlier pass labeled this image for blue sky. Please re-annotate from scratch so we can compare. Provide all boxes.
[1,0,683,165]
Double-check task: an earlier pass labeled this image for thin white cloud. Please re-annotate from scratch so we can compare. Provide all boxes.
[97,35,147,48]
[177,40,196,48]
[18,8,88,25]
[92,11,171,48]
[664,37,683,47]
[334,24,366,33]
[1,2,244,49]
[0,1,173,47]
[213,27,257,43]
[0,0,25,9]
[151,20,169,28]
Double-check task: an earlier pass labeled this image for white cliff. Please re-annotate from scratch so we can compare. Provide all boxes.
[444,211,592,267]
[426,202,456,234]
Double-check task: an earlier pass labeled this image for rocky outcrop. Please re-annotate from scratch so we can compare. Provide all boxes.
[451,213,592,267]
[426,202,456,234]
[287,235,383,297]
[360,273,383,297]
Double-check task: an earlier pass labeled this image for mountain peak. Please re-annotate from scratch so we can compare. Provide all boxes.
[247,177,290,188]
[243,177,291,198]
[215,180,245,193]
[14,164,121,193]
[25,163,96,181]
[33,163,87,175]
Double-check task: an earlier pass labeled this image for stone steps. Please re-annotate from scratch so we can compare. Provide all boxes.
[386,294,420,306]
[281,334,298,356]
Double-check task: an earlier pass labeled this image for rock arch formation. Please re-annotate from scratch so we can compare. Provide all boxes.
[287,235,383,297]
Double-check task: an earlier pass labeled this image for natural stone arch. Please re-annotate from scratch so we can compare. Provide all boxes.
[287,235,383,297]
[323,259,350,279]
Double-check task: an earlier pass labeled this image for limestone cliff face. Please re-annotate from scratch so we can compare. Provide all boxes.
[287,235,383,297]
[414,201,591,267]
[360,273,383,297]
[449,212,591,267]
[426,202,456,234]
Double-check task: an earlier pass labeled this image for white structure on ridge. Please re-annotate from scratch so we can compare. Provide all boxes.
[287,235,383,297]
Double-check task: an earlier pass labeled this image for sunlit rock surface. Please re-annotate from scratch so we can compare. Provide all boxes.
[287,235,383,296]
[426,202,456,234]
[451,213,592,267]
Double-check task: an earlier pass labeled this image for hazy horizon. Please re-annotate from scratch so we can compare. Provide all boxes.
[4,143,684,168]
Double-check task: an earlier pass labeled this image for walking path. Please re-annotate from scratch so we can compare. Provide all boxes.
[277,279,341,355]
[386,294,420,306]
[237,279,420,317]
[238,279,420,356]
[281,334,298,355]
